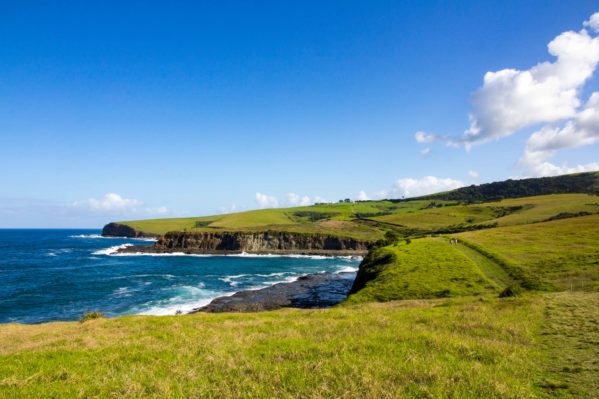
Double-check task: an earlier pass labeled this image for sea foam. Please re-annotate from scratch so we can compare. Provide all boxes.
[92,243,133,255]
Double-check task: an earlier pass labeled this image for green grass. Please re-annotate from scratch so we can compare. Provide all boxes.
[345,238,498,304]
[116,194,598,240]
[480,194,599,227]
[118,203,390,240]
[537,292,599,398]
[0,296,549,398]
[370,194,598,230]
[453,242,514,289]
[456,214,599,290]
[371,203,497,229]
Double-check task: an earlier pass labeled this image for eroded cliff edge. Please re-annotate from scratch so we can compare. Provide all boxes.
[115,230,371,256]
[102,223,159,238]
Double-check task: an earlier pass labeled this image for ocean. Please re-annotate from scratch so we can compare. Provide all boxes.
[0,229,361,324]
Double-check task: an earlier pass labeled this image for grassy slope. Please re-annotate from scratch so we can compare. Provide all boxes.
[345,238,497,304]
[116,194,598,240]
[370,194,598,230]
[0,298,546,398]
[456,214,599,290]
[538,292,599,398]
[118,202,393,240]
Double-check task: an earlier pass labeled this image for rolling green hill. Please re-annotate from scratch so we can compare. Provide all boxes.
[110,172,599,239]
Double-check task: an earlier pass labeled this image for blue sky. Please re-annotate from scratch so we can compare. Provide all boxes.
[1,1,598,227]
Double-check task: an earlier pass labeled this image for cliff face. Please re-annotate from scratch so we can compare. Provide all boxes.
[152,231,370,255]
[102,223,159,238]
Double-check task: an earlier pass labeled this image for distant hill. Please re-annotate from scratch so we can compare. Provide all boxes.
[103,172,599,242]
[413,171,599,202]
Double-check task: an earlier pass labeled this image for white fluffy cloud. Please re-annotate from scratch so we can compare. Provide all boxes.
[415,131,435,144]
[255,192,329,208]
[468,170,480,178]
[415,12,599,176]
[522,92,599,170]
[356,190,370,201]
[584,11,599,32]
[523,161,599,177]
[420,147,430,156]
[77,193,142,211]
[73,193,169,215]
[255,192,280,209]
[464,24,599,145]
[392,176,464,198]
[286,192,313,206]
[357,176,464,200]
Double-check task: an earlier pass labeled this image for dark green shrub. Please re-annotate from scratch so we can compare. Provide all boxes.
[499,285,522,298]
[79,311,104,323]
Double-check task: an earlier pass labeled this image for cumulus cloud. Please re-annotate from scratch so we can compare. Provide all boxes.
[392,176,464,198]
[255,192,329,208]
[521,92,599,171]
[584,11,599,32]
[463,25,599,146]
[420,147,430,156]
[357,176,464,200]
[75,193,142,211]
[415,131,435,144]
[255,192,279,209]
[415,12,599,176]
[286,192,313,206]
[468,170,480,178]
[356,190,369,201]
[72,193,169,216]
[523,161,599,177]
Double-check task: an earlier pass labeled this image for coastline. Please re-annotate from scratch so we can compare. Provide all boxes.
[116,244,368,257]
[190,270,357,313]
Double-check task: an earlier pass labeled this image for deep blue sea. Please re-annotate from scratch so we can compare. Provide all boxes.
[0,229,360,324]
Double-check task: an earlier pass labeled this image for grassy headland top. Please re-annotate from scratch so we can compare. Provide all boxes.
[113,172,599,239]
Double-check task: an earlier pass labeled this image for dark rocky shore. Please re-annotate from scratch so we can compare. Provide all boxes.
[190,271,356,313]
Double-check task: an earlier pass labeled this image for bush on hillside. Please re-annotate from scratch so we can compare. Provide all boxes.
[499,285,523,298]
[79,311,104,323]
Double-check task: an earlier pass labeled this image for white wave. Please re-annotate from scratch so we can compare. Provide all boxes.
[112,287,135,297]
[105,250,361,259]
[110,251,213,257]
[336,266,359,273]
[135,285,230,316]
[70,234,104,239]
[46,252,57,257]
[70,234,157,242]
[218,271,301,287]
[92,243,133,255]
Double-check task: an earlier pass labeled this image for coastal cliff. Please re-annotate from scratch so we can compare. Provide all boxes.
[118,230,370,256]
[102,223,159,238]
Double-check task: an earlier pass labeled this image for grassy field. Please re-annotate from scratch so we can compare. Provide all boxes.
[537,292,599,398]
[0,296,548,398]
[115,193,598,241]
[456,214,599,291]
[369,194,598,230]
[1,292,596,398]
